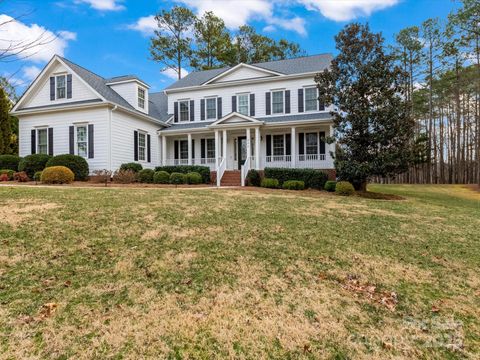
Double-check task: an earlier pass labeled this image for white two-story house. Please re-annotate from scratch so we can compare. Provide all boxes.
[11,54,336,186]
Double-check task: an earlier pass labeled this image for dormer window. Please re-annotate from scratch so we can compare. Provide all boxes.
[56,75,66,99]
[138,87,145,109]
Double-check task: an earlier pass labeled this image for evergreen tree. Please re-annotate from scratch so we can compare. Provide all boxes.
[0,86,13,154]
[315,23,415,190]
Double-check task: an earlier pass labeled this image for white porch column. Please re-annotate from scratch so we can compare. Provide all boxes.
[255,127,260,170]
[161,135,167,166]
[187,133,192,165]
[291,127,296,168]
[222,129,227,161]
[246,128,251,160]
[215,130,219,169]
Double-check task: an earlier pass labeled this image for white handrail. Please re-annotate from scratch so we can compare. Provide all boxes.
[241,156,251,186]
[216,157,226,187]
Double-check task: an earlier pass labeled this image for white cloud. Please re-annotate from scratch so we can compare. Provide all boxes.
[75,0,125,11]
[263,25,276,33]
[298,0,399,22]
[22,65,42,81]
[162,67,189,80]
[0,14,77,62]
[268,16,306,36]
[127,15,156,35]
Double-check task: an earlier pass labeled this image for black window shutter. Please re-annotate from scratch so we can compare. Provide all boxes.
[67,74,72,99]
[147,134,151,162]
[231,95,237,112]
[50,77,55,100]
[201,99,205,120]
[174,102,179,122]
[285,90,291,114]
[266,135,271,156]
[217,97,222,118]
[201,139,206,158]
[88,124,94,158]
[48,128,53,156]
[190,100,194,121]
[319,97,325,111]
[192,139,195,159]
[174,140,179,159]
[69,126,74,154]
[299,133,304,155]
[250,93,255,116]
[265,92,271,115]
[285,134,291,156]
[319,131,326,154]
[298,89,304,113]
[31,129,36,154]
[134,131,138,161]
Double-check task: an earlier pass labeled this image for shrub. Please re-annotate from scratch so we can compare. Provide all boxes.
[186,172,202,184]
[246,169,261,186]
[41,166,74,184]
[112,169,137,184]
[33,171,43,182]
[120,162,143,173]
[264,168,328,190]
[153,171,170,184]
[335,181,355,196]
[18,154,51,178]
[282,180,305,190]
[138,169,155,183]
[324,180,337,192]
[0,155,21,171]
[170,172,186,185]
[91,169,112,183]
[13,171,29,182]
[0,173,8,182]
[261,178,279,189]
[45,154,89,181]
[0,169,15,180]
[155,165,210,184]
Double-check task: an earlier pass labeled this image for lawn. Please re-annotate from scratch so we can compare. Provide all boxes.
[0,185,478,359]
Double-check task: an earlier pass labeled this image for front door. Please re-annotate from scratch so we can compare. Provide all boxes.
[237,136,247,170]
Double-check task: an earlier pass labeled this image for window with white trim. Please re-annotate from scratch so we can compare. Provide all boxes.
[179,100,189,121]
[305,87,318,111]
[138,132,146,161]
[76,125,88,157]
[305,132,318,155]
[206,98,217,119]
[273,134,285,156]
[37,128,48,154]
[272,90,284,114]
[206,139,215,159]
[56,75,66,99]
[138,87,145,109]
[237,94,249,116]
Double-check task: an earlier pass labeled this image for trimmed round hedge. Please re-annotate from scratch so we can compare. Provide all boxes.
[261,178,279,189]
[0,155,22,171]
[246,169,261,186]
[41,166,74,184]
[33,171,43,181]
[282,180,305,190]
[120,162,143,173]
[138,168,155,183]
[45,154,89,181]
[170,172,186,185]
[18,154,51,178]
[153,171,170,184]
[324,180,337,192]
[186,172,202,184]
[335,181,355,196]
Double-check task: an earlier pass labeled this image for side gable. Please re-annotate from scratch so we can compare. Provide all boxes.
[204,64,282,85]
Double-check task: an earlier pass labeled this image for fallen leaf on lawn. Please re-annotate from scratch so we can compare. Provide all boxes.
[38,302,58,319]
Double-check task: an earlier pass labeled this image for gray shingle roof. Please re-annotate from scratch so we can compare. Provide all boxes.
[106,75,149,85]
[148,92,170,122]
[165,53,332,90]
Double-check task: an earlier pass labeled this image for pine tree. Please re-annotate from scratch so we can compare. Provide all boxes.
[315,23,415,190]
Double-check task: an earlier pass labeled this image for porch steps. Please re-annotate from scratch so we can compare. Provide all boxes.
[216,170,241,187]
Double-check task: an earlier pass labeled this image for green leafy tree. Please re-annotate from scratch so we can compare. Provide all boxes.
[149,6,196,79]
[0,85,13,154]
[315,23,415,190]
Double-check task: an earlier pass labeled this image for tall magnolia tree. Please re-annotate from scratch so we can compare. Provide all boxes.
[149,6,196,79]
[316,23,415,190]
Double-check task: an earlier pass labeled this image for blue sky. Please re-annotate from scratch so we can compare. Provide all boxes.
[1,0,459,95]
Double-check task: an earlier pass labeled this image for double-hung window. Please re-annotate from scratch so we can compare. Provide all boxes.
[76,125,88,157]
[37,128,48,154]
[272,90,284,114]
[206,139,215,159]
[206,98,217,119]
[273,135,285,156]
[138,88,145,109]
[237,94,249,116]
[305,87,318,111]
[179,100,189,121]
[138,132,146,161]
[305,133,318,155]
[56,75,66,99]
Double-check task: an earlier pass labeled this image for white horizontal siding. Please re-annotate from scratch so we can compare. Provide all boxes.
[109,82,149,114]
[18,107,110,172]
[214,67,276,83]
[111,110,160,170]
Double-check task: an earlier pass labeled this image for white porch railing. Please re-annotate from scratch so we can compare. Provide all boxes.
[264,154,327,169]
[216,157,226,187]
[241,156,251,187]
[265,155,292,168]
[163,158,216,170]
